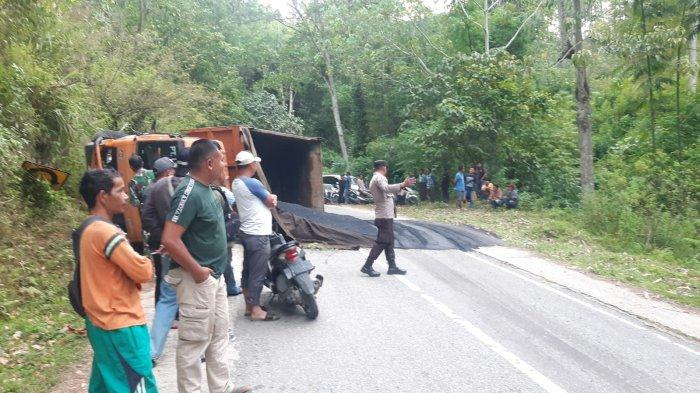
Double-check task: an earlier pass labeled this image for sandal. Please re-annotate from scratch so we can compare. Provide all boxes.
[231,386,254,393]
[250,312,279,321]
[243,306,268,317]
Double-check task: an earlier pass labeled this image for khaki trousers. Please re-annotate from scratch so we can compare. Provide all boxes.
[166,268,231,393]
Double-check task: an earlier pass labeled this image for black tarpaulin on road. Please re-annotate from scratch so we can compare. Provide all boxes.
[276,202,503,251]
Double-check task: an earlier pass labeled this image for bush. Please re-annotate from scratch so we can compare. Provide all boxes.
[17,172,73,217]
[581,184,698,262]
[322,147,345,174]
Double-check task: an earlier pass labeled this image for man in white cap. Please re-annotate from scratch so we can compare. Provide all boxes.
[231,150,279,321]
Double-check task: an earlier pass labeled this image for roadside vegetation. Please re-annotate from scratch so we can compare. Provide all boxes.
[0,178,86,392]
[400,201,698,309]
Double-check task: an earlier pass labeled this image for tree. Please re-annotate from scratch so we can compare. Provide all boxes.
[557,0,595,194]
[288,0,350,167]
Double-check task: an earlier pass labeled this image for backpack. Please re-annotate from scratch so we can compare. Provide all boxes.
[68,216,109,317]
[212,186,240,242]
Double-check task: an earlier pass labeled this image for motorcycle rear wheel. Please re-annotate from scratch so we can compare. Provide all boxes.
[301,292,319,320]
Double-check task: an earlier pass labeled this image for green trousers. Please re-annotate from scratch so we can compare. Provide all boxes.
[85,318,158,393]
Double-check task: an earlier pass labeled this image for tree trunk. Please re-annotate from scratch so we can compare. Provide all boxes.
[484,0,490,54]
[288,84,294,115]
[277,85,284,106]
[557,0,569,57]
[676,44,682,143]
[638,0,657,152]
[466,24,474,52]
[138,0,146,33]
[572,0,594,193]
[690,33,697,93]
[322,51,349,166]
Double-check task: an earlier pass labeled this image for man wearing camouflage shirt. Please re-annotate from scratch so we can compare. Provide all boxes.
[128,154,155,208]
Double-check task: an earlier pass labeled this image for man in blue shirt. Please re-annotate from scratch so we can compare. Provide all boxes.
[454,165,466,209]
[232,150,279,321]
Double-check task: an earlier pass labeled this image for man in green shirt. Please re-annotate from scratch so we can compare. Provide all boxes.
[162,139,251,393]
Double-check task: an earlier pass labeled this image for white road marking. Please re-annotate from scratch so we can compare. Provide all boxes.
[421,293,461,319]
[468,252,645,331]
[469,252,700,356]
[395,275,421,292]
[395,276,568,393]
[674,342,700,356]
[655,334,671,342]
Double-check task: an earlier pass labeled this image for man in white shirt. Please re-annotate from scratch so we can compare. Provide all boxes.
[361,160,416,277]
[231,151,279,321]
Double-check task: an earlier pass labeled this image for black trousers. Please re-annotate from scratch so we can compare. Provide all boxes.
[418,183,428,201]
[366,218,396,267]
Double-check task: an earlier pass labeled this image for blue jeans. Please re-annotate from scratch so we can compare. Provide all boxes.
[150,266,178,360]
[223,246,240,295]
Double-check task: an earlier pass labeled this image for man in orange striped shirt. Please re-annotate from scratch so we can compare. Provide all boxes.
[78,169,157,392]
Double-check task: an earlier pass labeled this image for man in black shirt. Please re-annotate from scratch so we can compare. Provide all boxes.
[441,169,451,203]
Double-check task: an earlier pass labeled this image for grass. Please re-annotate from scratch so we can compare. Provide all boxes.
[0,194,87,393]
[397,201,699,309]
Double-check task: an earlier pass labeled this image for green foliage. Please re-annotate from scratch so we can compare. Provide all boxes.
[18,172,73,216]
[243,91,304,134]
[0,194,85,392]
[367,53,580,205]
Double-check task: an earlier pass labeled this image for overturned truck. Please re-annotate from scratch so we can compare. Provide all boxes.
[186,126,324,210]
[85,125,323,248]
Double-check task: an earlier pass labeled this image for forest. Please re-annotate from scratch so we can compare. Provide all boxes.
[0,1,697,389]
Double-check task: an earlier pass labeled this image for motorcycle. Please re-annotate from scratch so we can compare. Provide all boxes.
[346,188,373,204]
[396,187,419,205]
[324,184,339,204]
[266,232,323,319]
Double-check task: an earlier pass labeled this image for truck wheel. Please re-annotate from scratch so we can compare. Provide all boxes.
[301,293,319,320]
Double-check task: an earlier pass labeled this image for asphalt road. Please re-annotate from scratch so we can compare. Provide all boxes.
[229,246,699,393]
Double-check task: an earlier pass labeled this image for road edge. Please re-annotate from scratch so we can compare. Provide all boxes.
[474,246,700,343]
